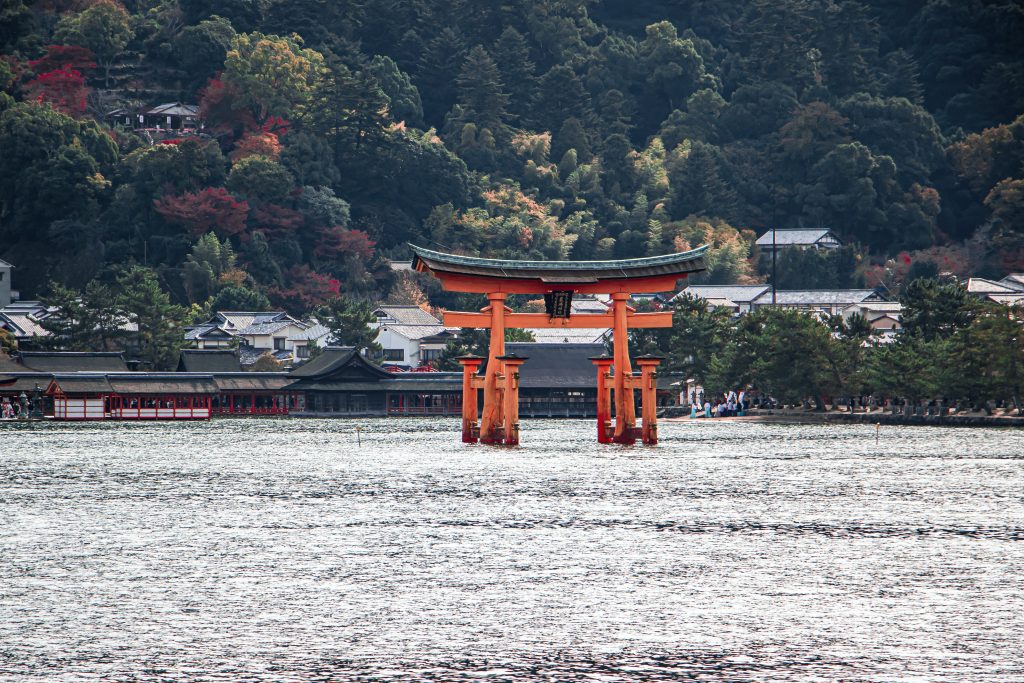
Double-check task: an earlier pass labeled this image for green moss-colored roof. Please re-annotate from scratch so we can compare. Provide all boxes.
[410,244,708,283]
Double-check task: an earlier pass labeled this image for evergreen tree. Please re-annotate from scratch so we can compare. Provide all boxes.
[316,295,380,351]
[116,267,187,370]
[491,27,537,120]
[416,27,468,125]
[453,45,510,139]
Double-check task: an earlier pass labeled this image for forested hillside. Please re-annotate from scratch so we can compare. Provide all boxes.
[1,0,1022,312]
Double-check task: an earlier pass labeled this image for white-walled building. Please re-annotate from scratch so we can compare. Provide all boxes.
[0,259,12,308]
[186,312,310,362]
[841,301,903,337]
[371,305,447,368]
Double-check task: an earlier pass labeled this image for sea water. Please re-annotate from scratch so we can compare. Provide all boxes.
[1,418,1022,681]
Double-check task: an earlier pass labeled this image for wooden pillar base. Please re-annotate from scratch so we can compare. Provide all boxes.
[456,355,484,443]
[497,353,527,445]
[635,355,663,445]
[590,355,614,444]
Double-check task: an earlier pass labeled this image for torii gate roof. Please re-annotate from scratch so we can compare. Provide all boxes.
[410,244,709,294]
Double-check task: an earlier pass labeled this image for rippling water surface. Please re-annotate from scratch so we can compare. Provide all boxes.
[1,418,1022,681]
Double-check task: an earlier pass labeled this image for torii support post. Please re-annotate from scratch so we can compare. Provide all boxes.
[590,355,614,444]
[479,292,507,444]
[610,292,638,444]
[456,355,484,443]
[497,353,527,446]
[635,355,663,445]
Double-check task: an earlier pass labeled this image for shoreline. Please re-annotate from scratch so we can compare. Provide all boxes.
[667,409,1024,428]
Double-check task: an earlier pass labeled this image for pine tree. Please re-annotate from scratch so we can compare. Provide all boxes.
[116,267,187,370]
[531,65,592,133]
[416,27,468,125]
[491,27,537,120]
[454,45,510,140]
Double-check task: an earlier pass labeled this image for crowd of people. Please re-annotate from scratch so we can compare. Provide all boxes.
[687,388,748,419]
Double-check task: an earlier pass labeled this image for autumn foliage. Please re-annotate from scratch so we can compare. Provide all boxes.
[24,68,89,115]
[251,203,303,238]
[29,45,96,74]
[230,131,282,161]
[154,187,251,239]
[268,265,341,311]
[313,226,376,261]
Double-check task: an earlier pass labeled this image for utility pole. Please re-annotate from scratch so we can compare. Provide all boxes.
[771,228,777,306]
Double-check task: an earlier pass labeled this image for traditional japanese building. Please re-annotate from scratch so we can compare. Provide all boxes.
[286,347,463,416]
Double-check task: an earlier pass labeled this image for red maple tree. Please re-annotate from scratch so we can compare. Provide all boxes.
[313,226,376,261]
[198,76,256,139]
[29,45,96,74]
[251,203,304,238]
[269,265,341,311]
[24,68,89,116]
[154,187,251,239]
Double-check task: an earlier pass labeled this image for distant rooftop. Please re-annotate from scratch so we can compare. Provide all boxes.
[17,351,128,373]
[966,278,1020,294]
[676,284,771,303]
[373,305,442,326]
[755,229,841,248]
[753,289,879,306]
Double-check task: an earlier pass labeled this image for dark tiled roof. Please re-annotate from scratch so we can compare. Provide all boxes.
[106,375,218,394]
[17,352,128,372]
[49,375,115,394]
[213,374,293,391]
[178,350,241,373]
[0,375,51,392]
[505,343,606,388]
[287,347,395,386]
[288,346,356,377]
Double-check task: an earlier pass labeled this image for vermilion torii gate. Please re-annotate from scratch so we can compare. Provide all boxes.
[410,244,708,446]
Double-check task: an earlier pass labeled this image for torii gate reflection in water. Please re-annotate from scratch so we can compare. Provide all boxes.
[411,245,708,446]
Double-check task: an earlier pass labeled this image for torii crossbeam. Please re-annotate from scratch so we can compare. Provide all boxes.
[411,244,708,446]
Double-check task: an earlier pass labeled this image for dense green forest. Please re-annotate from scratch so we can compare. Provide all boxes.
[1,0,1023,313]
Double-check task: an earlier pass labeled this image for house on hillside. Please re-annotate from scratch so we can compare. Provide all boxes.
[186,311,310,364]
[674,285,772,315]
[106,103,202,132]
[0,301,54,347]
[841,301,903,337]
[966,277,1024,306]
[751,289,883,315]
[371,305,448,369]
[756,228,843,254]
[288,323,333,361]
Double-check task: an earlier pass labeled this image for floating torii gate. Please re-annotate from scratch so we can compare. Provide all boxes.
[410,244,708,446]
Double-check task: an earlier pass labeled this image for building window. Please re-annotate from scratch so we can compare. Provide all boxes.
[383,348,404,361]
[422,348,443,362]
[273,337,285,350]
[297,345,309,359]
